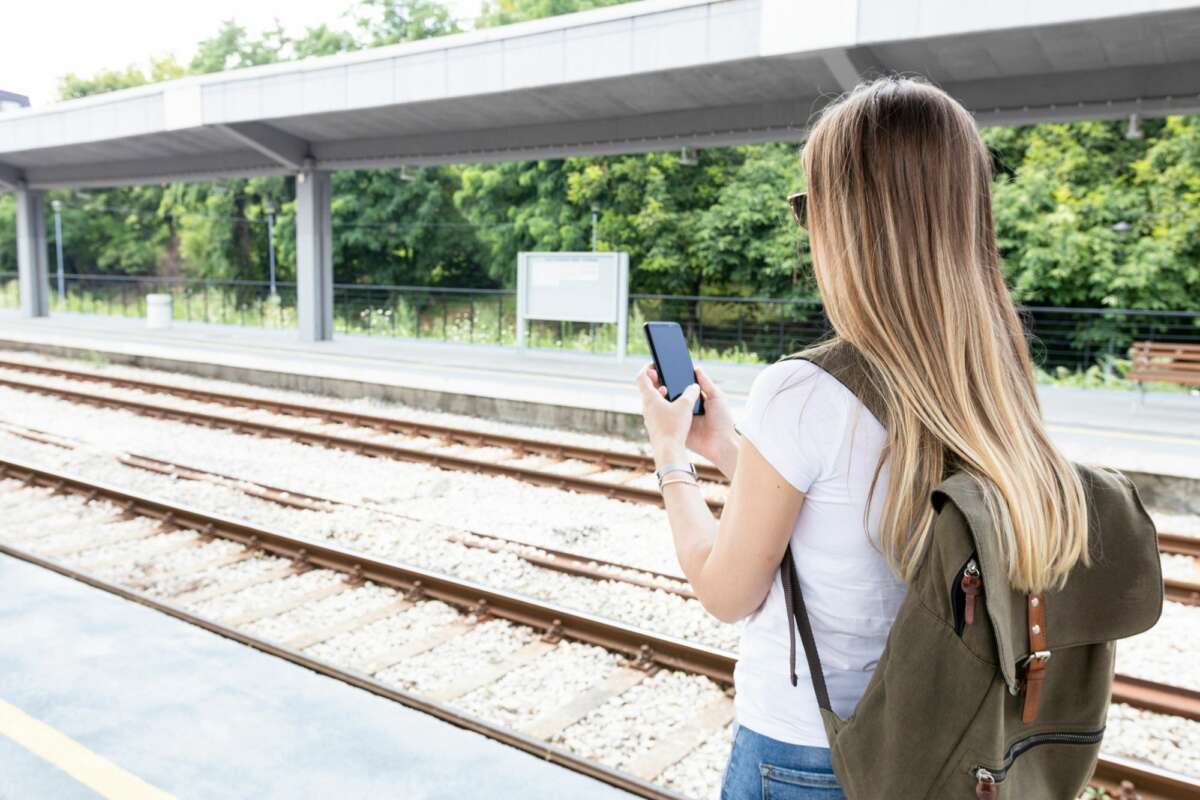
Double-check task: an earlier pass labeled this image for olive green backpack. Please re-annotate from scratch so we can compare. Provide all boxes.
[776,341,1163,799]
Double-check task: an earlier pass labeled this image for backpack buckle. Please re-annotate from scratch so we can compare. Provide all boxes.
[1020,650,1052,667]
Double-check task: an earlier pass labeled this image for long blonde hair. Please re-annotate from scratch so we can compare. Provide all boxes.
[798,75,1089,593]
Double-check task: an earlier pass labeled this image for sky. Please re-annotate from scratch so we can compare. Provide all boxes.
[1,0,485,108]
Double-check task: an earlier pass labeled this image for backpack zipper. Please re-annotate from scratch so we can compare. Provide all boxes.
[952,554,982,637]
[971,728,1105,797]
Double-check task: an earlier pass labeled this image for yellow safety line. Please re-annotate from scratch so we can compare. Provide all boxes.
[0,698,175,800]
[1047,424,1200,448]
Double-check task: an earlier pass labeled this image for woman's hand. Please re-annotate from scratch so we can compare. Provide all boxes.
[682,364,739,477]
[635,362,700,464]
[635,363,740,477]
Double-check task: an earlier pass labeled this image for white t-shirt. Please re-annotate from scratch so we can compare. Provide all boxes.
[732,357,908,747]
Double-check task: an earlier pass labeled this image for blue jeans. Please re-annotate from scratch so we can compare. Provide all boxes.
[719,722,847,800]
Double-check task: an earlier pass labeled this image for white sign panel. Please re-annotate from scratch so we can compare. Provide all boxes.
[516,251,630,359]
[520,252,621,323]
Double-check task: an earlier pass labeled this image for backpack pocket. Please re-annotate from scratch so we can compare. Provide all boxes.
[970,728,1105,798]
[951,552,982,637]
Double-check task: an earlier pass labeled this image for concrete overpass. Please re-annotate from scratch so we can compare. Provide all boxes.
[4,0,1200,338]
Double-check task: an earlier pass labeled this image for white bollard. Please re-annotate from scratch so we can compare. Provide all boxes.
[145,293,173,330]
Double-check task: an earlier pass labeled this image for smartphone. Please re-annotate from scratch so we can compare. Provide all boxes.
[643,321,704,415]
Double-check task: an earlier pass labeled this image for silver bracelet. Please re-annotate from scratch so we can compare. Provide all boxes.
[655,462,697,490]
[659,475,700,491]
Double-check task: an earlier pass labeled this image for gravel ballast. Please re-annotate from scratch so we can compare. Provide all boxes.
[0,428,740,650]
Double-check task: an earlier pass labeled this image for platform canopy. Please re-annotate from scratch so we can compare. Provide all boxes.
[2,0,1200,190]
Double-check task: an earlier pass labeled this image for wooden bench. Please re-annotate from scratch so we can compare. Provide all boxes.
[1127,341,1200,401]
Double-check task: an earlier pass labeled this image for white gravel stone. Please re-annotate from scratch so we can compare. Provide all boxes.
[0,430,740,650]
[0,350,654,456]
[1161,553,1200,583]
[1105,703,1200,777]
[243,582,399,642]
[21,517,159,554]
[658,723,734,800]
[305,600,462,668]
[556,670,728,771]
[188,568,344,622]
[1153,512,1200,537]
[455,640,622,730]
[120,536,247,585]
[59,528,201,579]
[141,551,293,599]
[0,384,688,579]
[375,618,535,695]
[1117,601,1200,692]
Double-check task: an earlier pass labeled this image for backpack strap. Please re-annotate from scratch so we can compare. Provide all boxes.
[782,544,833,711]
[1021,592,1050,722]
[776,339,882,714]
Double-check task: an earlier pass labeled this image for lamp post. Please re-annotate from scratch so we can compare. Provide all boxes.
[51,199,64,303]
[264,198,277,297]
[591,204,599,252]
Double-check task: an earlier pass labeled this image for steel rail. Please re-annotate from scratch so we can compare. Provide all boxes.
[2,460,1197,798]
[0,374,724,512]
[105,448,1200,616]
[117,451,697,598]
[1166,579,1200,608]
[100,451,1200,719]
[0,358,726,482]
[1091,754,1200,800]
[0,457,733,684]
[1112,675,1200,723]
[1160,533,1200,559]
[0,541,690,800]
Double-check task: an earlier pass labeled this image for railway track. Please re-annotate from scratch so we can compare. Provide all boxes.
[5,359,1199,608]
[0,358,726,509]
[8,417,1196,622]
[0,421,696,600]
[0,458,731,800]
[2,458,1199,799]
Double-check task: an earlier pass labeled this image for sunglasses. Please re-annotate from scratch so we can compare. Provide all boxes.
[787,191,807,230]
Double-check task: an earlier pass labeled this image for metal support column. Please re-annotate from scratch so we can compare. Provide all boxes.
[15,185,49,318]
[295,166,333,342]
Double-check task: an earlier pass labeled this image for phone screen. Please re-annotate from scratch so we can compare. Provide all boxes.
[644,321,704,415]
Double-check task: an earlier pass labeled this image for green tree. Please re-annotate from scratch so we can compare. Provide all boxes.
[353,0,460,46]
[984,117,1200,309]
[190,21,288,74]
[475,0,632,27]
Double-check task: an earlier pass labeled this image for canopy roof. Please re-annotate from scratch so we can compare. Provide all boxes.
[2,0,1199,189]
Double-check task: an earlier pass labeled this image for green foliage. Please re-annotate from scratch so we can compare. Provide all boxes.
[0,195,13,274]
[333,167,488,286]
[985,116,1200,309]
[58,57,186,99]
[8,0,1199,373]
[475,0,633,27]
[190,21,289,74]
[354,0,460,45]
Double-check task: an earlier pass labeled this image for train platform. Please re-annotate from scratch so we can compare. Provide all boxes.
[0,310,1197,486]
[0,552,633,800]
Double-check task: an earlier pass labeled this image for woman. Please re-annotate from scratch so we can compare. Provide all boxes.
[634,75,1089,799]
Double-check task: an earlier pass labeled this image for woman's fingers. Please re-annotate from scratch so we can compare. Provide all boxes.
[693,364,720,398]
[674,383,701,407]
[634,364,666,404]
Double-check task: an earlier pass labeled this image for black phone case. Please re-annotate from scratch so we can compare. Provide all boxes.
[643,323,705,415]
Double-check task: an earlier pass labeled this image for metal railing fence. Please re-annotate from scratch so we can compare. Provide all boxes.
[0,272,17,309]
[46,273,297,329]
[0,273,1196,372]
